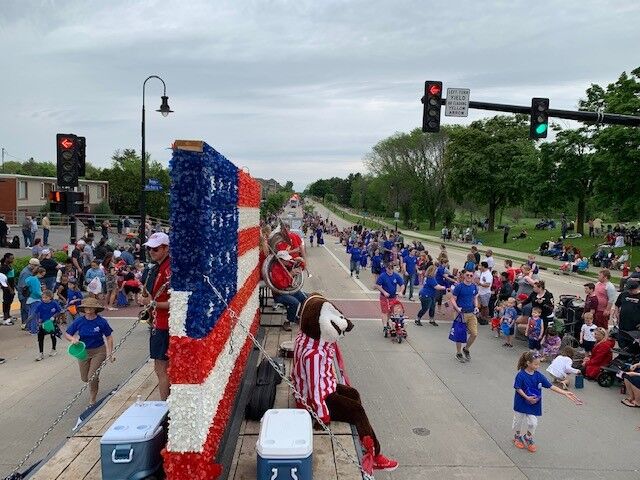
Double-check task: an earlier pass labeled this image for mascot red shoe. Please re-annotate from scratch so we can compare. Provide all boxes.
[291,294,398,474]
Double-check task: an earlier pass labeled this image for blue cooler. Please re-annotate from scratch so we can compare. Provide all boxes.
[100,400,168,480]
[257,409,313,480]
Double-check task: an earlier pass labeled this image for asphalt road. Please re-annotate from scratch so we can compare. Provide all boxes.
[299,202,638,479]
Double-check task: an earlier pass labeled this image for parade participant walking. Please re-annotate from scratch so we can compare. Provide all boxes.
[34,290,62,361]
[349,242,362,278]
[64,297,114,406]
[375,264,404,332]
[401,248,418,301]
[139,232,172,401]
[512,351,579,453]
[415,265,446,326]
[450,270,479,362]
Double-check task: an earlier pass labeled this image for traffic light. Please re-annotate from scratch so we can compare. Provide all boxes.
[56,133,79,187]
[422,81,443,133]
[49,191,84,214]
[530,98,549,139]
[77,136,86,177]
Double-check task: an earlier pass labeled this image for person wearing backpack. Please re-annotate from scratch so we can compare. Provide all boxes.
[17,258,41,329]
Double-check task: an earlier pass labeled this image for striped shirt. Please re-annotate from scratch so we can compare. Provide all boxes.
[292,331,337,423]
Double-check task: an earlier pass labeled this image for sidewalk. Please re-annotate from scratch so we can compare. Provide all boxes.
[317,201,620,281]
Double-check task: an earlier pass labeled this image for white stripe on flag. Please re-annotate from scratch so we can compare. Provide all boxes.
[169,290,191,337]
[238,247,259,288]
[238,207,260,232]
[167,289,259,452]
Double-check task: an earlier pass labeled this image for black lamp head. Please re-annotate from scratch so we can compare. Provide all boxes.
[157,95,173,117]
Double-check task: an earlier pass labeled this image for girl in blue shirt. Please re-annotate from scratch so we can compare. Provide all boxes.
[370,249,382,281]
[64,297,114,406]
[35,290,62,361]
[513,351,580,453]
[416,265,446,326]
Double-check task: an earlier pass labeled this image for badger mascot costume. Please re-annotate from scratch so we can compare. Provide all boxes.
[291,294,398,474]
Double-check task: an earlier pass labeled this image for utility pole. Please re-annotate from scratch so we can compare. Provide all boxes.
[1,147,4,172]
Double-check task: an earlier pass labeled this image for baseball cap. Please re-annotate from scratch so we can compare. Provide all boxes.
[143,232,170,248]
[276,250,293,261]
[113,250,122,258]
[77,239,86,246]
[627,279,640,290]
[28,258,40,266]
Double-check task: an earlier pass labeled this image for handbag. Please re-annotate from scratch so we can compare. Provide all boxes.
[448,313,468,343]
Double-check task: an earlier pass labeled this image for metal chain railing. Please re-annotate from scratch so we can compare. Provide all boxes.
[5,316,143,480]
[204,276,374,480]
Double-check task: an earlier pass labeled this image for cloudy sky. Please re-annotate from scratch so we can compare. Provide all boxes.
[1,1,638,190]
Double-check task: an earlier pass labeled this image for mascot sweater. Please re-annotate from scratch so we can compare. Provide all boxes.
[292,331,337,423]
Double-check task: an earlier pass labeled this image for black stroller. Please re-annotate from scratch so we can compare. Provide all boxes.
[554,295,583,347]
[597,330,640,388]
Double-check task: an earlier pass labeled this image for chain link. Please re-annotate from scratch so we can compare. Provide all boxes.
[6,316,143,480]
[204,276,374,480]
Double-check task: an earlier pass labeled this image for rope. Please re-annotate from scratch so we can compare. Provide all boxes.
[5,316,142,480]
[203,276,374,480]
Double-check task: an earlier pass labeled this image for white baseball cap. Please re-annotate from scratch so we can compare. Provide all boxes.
[28,258,40,266]
[113,250,122,258]
[276,250,293,261]
[143,232,170,248]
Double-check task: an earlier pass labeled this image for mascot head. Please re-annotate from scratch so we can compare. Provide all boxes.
[299,294,354,343]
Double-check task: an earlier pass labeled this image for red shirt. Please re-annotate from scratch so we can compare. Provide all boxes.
[270,261,293,290]
[276,232,305,268]
[152,256,171,330]
[506,267,521,284]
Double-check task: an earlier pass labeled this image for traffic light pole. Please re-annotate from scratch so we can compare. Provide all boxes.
[440,99,640,127]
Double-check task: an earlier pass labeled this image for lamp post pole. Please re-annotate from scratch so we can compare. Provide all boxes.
[140,75,172,261]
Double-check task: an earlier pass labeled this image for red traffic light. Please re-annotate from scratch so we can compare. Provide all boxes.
[49,191,62,202]
[59,137,74,149]
[428,84,442,96]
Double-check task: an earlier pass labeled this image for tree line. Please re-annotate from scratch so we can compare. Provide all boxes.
[305,67,640,234]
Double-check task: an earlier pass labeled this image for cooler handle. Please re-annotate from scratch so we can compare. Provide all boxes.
[270,467,299,480]
[111,445,133,464]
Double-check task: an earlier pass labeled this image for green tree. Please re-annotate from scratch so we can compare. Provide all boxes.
[100,149,170,218]
[445,115,538,231]
[579,67,640,220]
[283,180,294,192]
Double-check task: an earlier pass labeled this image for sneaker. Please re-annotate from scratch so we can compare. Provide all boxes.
[414,319,423,326]
[0,358,5,364]
[507,344,513,348]
[373,454,399,471]
[524,435,537,453]
[21,324,27,331]
[35,354,44,362]
[456,353,466,363]
[429,320,439,327]
[2,319,14,325]
[49,350,57,357]
[513,435,526,449]
[356,274,359,279]
[463,347,471,361]
[281,321,292,332]
[502,342,509,347]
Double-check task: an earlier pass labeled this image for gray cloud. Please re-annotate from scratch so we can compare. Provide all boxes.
[1,0,638,190]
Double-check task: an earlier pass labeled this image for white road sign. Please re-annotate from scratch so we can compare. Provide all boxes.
[445,88,470,117]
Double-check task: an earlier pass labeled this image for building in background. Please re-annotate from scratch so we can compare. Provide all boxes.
[255,177,281,201]
[0,174,109,223]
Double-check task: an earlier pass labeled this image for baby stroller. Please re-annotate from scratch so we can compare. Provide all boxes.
[555,295,583,347]
[384,299,408,344]
[597,330,640,388]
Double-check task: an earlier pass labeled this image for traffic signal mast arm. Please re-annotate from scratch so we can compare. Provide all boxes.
[439,98,640,127]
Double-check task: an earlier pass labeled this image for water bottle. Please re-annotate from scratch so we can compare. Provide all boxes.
[575,374,584,389]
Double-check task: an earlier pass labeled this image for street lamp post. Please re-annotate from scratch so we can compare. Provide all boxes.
[140,75,173,261]
[390,183,399,232]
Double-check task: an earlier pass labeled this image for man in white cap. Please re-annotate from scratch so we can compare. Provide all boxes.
[139,232,172,400]
[269,250,307,331]
[17,258,40,329]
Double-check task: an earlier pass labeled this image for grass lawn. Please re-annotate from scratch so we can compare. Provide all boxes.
[321,203,637,270]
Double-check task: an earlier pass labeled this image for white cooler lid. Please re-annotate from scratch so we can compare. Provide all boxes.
[101,401,168,444]
[256,409,313,458]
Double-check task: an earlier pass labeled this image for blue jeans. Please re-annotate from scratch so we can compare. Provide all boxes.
[350,259,360,275]
[43,228,50,245]
[273,291,307,323]
[26,301,41,334]
[22,230,31,247]
[19,297,29,325]
[417,295,436,320]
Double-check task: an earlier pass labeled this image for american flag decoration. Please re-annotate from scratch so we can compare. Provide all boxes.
[162,141,261,479]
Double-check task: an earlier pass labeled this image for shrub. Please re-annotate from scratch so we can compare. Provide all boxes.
[93,201,113,216]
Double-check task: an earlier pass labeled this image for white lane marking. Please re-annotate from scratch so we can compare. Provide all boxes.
[321,244,378,294]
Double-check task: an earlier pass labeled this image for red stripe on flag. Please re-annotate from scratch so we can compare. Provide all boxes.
[168,266,260,385]
[238,170,261,207]
[238,226,260,256]
[162,310,259,480]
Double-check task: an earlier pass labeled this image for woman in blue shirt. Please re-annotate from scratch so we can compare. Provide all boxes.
[64,297,114,406]
[416,265,446,326]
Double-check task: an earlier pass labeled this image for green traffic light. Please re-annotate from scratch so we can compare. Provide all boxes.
[535,123,548,135]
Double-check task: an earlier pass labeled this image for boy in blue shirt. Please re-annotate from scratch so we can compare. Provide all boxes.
[402,249,418,301]
[65,280,84,324]
[376,264,404,333]
[501,297,518,348]
[525,307,545,353]
[451,270,479,363]
[35,290,62,361]
[350,243,362,278]
[370,249,382,281]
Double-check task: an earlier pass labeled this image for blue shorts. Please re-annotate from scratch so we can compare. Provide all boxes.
[150,329,169,361]
[528,338,541,350]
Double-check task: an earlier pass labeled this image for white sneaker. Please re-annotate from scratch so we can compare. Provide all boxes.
[49,350,58,357]
[2,319,14,325]
[35,354,44,362]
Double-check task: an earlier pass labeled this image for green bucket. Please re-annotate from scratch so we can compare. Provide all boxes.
[68,342,87,361]
[42,319,55,333]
